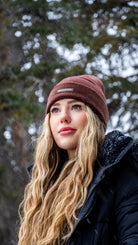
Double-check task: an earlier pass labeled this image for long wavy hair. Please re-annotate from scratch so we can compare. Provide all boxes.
[18,106,105,245]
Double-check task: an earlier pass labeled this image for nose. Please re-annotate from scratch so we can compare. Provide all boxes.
[60,109,71,124]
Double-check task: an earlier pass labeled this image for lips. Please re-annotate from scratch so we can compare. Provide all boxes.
[59,127,76,135]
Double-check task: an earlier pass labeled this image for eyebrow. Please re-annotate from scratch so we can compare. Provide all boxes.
[51,99,81,107]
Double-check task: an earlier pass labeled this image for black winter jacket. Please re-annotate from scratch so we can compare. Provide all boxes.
[65,130,138,245]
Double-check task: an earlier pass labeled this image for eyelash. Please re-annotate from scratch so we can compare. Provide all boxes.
[50,104,82,113]
[50,108,59,113]
[72,104,82,110]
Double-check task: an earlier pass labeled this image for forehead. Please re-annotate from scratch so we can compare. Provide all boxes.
[51,98,84,106]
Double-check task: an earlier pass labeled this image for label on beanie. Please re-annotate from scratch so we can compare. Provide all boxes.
[57,88,74,93]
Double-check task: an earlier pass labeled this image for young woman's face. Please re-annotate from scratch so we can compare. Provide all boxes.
[49,98,87,159]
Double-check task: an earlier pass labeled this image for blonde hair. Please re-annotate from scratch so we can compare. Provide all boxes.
[18,106,105,245]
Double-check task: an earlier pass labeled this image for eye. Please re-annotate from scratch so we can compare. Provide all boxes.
[72,104,82,111]
[50,107,60,113]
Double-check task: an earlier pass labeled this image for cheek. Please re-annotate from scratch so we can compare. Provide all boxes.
[80,114,87,129]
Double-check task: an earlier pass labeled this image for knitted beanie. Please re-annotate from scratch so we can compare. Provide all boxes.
[46,75,109,127]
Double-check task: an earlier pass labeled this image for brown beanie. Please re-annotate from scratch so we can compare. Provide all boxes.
[46,75,109,127]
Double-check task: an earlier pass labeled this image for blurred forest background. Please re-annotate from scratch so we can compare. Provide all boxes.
[0,0,138,244]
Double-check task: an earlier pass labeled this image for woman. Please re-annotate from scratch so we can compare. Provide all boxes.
[18,75,138,245]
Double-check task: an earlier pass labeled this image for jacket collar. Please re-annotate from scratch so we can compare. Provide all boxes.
[101,130,133,168]
[89,130,134,188]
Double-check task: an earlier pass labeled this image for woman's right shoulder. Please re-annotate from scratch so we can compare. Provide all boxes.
[27,164,33,178]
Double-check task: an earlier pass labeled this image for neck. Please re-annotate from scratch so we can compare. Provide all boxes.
[67,149,76,159]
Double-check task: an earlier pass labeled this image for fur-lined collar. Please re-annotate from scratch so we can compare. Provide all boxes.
[101,130,133,168]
